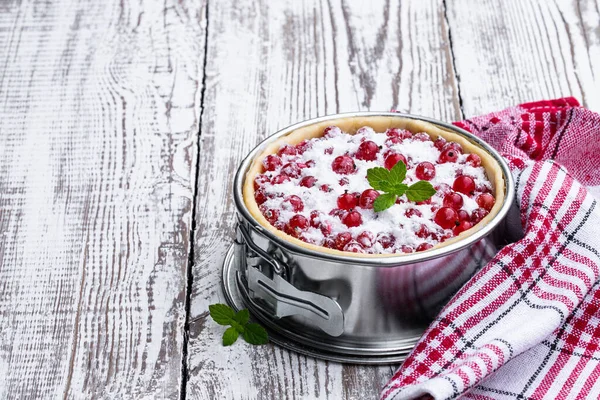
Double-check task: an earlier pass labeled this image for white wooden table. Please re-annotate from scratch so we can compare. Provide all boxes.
[1,0,599,398]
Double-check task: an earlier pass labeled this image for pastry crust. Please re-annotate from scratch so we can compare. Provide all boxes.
[243,116,506,257]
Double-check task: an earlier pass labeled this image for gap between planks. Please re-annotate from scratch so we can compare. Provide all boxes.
[442,0,465,120]
[180,1,211,399]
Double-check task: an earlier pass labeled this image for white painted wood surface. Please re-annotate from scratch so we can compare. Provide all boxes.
[1,0,599,399]
[0,0,206,398]
[446,0,600,115]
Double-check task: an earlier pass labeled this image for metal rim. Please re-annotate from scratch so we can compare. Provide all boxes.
[221,244,415,364]
[233,112,515,266]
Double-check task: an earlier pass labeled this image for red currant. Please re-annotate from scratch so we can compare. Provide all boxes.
[356,140,380,161]
[289,214,309,230]
[386,128,412,139]
[271,174,290,185]
[343,241,364,253]
[337,192,359,210]
[331,155,356,174]
[320,221,332,236]
[342,210,363,227]
[323,126,341,137]
[416,243,433,252]
[329,208,346,219]
[385,137,401,147]
[281,163,302,178]
[263,154,282,171]
[476,193,495,211]
[415,162,436,180]
[277,144,297,157]
[339,177,349,186]
[299,176,316,188]
[466,153,481,167]
[273,221,285,231]
[282,195,304,212]
[442,142,463,154]
[295,140,312,154]
[359,189,380,209]
[299,234,316,244]
[457,209,470,222]
[323,238,336,249]
[309,210,322,228]
[357,231,374,248]
[434,207,459,229]
[453,176,476,195]
[453,220,473,235]
[477,184,492,194]
[284,224,300,238]
[399,245,414,253]
[263,209,279,225]
[405,208,422,218]
[384,153,407,170]
[439,148,459,163]
[471,208,489,224]
[335,232,352,250]
[413,132,430,142]
[320,184,332,192]
[416,225,432,239]
[434,137,446,150]
[254,174,270,189]
[324,147,334,155]
[376,233,395,249]
[255,189,268,205]
[443,192,464,210]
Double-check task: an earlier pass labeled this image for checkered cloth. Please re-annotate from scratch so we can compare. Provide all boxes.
[382,98,600,400]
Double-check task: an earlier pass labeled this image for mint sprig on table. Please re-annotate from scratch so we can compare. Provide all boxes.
[209,304,268,346]
[367,161,436,212]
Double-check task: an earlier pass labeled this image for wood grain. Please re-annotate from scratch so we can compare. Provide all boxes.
[0,0,205,398]
[187,0,459,399]
[446,0,600,116]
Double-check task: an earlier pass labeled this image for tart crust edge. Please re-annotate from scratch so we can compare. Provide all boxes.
[242,116,506,257]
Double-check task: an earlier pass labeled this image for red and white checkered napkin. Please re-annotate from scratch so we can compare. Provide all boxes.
[382,98,600,400]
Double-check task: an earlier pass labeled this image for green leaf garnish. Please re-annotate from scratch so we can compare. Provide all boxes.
[384,183,408,197]
[209,303,269,346]
[366,167,391,190]
[373,193,397,212]
[243,323,269,345]
[233,309,249,326]
[366,160,436,212]
[209,303,236,326]
[406,181,437,202]
[223,327,239,346]
[388,160,407,184]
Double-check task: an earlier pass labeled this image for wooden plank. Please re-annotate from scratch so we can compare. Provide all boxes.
[446,0,600,115]
[187,0,459,399]
[0,0,206,398]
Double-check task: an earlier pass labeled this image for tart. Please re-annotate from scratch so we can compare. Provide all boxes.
[243,116,505,257]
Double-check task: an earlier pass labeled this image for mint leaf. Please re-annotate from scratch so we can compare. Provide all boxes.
[233,309,249,326]
[209,304,268,347]
[209,304,236,326]
[243,323,269,345]
[389,160,407,184]
[222,327,239,346]
[367,167,391,190]
[373,193,397,212]
[406,181,436,202]
[384,183,408,197]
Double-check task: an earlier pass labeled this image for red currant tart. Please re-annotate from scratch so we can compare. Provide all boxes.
[245,117,503,255]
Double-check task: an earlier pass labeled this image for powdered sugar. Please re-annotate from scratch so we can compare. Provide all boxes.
[254,126,495,254]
